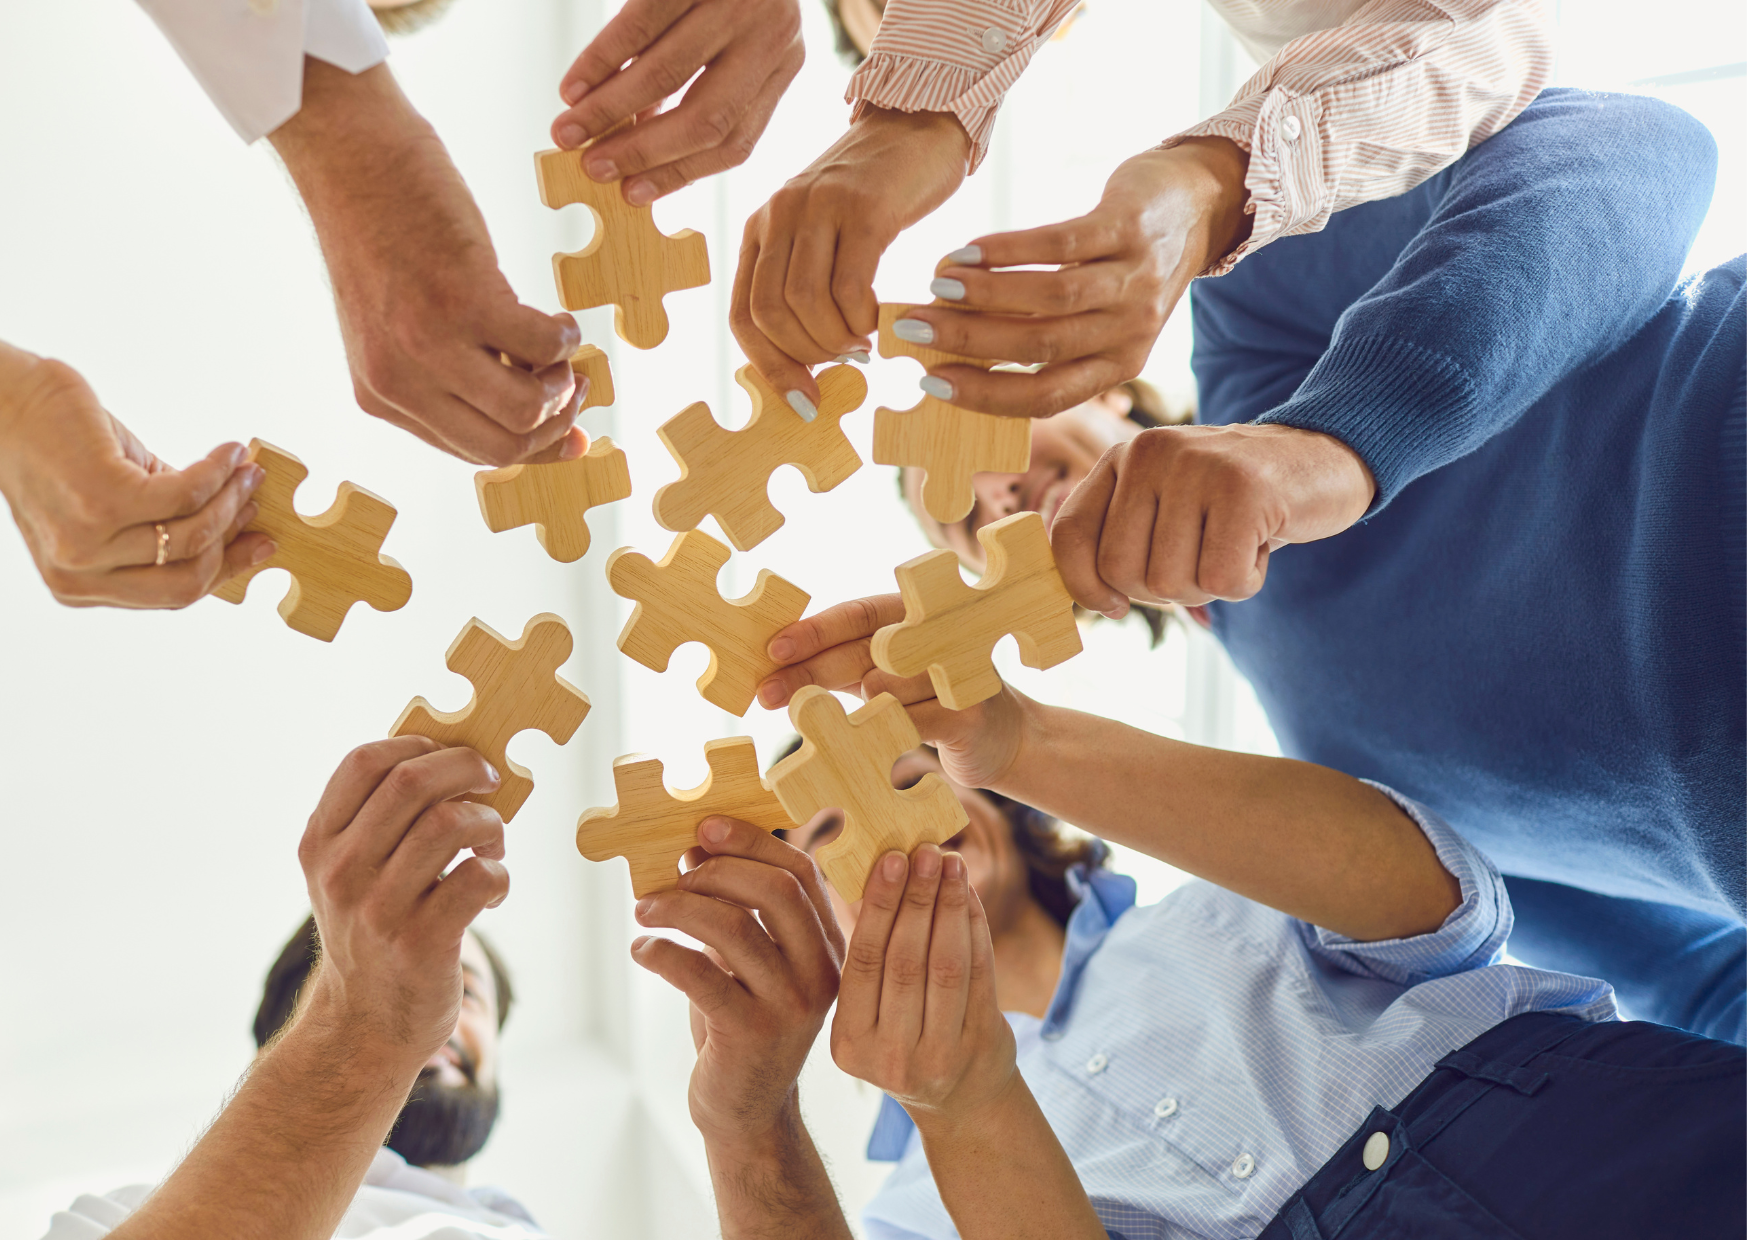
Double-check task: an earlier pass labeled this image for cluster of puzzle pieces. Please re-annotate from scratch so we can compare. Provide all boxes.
[218,141,1086,901]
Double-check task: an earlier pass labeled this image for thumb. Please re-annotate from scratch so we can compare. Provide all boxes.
[488,306,582,370]
[1051,450,1127,618]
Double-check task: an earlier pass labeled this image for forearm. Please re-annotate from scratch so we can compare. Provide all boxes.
[993,694,1458,940]
[268,58,440,212]
[704,1099,854,1240]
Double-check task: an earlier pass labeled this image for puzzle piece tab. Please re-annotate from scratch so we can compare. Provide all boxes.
[391,613,591,822]
[873,304,1031,523]
[475,437,631,563]
[873,511,1082,709]
[767,687,968,901]
[213,439,412,642]
[535,145,710,349]
[607,531,808,716]
[577,737,791,897]
[653,364,867,551]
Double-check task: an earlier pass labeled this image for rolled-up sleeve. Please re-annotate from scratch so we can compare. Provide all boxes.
[1166,0,1552,274]
[135,0,389,143]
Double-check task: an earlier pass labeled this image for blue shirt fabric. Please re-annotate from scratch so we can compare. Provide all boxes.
[859,790,1615,1240]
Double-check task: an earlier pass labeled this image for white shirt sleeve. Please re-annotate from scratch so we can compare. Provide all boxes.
[134,0,389,143]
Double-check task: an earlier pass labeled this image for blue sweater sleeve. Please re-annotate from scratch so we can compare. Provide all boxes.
[1252,89,1719,511]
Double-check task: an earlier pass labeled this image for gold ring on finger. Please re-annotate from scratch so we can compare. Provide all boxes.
[154,523,170,567]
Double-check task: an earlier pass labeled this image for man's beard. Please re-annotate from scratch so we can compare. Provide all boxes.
[387,1041,501,1168]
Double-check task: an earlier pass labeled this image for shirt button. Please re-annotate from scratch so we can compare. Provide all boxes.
[1232,1152,1256,1179]
[1153,1097,1179,1119]
[1085,1053,1108,1074]
[981,26,1008,53]
[1362,1131,1390,1171]
[1042,1027,1064,1041]
[1280,115,1302,142]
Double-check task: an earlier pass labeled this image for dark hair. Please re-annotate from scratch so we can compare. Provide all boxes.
[822,0,884,65]
[253,915,515,1049]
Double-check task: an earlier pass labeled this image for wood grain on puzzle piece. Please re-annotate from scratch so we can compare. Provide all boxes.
[766,687,967,901]
[873,304,1030,524]
[213,439,412,642]
[653,363,867,551]
[570,343,615,409]
[577,737,791,897]
[475,437,631,563]
[391,613,591,822]
[535,146,709,350]
[872,511,1082,710]
[607,530,808,716]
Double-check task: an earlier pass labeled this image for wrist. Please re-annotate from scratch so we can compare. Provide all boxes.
[701,1093,807,1175]
[268,60,430,202]
[1143,137,1253,274]
[853,105,971,161]
[907,1069,1028,1147]
[296,968,438,1082]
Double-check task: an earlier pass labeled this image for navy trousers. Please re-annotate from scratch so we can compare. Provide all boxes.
[1258,1012,1745,1238]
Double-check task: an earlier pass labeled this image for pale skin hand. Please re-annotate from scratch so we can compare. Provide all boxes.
[0,342,272,608]
[108,737,509,1240]
[270,59,586,467]
[550,0,805,206]
[832,845,1105,1240]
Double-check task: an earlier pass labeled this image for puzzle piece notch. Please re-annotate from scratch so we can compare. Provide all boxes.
[475,436,632,563]
[872,511,1082,709]
[577,737,791,897]
[767,687,968,901]
[391,613,591,822]
[607,530,809,716]
[653,364,868,551]
[535,146,710,350]
[213,439,412,642]
[873,305,1030,523]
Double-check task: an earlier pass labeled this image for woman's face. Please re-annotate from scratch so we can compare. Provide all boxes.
[787,748,1035,936]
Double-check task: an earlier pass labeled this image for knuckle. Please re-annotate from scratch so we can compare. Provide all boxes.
[846,938,887,976]
[884,953,926,990]
[690,106,737,147]
[382,761,432,803]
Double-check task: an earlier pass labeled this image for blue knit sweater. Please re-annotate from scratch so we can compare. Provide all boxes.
[1191,90,1744,924]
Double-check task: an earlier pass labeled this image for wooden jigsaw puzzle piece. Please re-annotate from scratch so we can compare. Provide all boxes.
[872,511,1082,709]
[570,343,615,409]
[213,439,412,642]
[652,364,867,551]
[766,687,967,900]
[577,737,790,896]
[391,613,591,822]
[535,146,710,350]
[607,530,809,716]
[475,436,632,563]
[872,305,1030,523]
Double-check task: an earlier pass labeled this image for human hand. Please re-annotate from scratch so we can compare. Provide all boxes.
[630,816,845,1144]
[733,107,970,414]
[271,61,585,467]
[299,737,509,1060]
[1051,422,1376,612]
[887,138,1250,418]
[0,347,271,608]
[550,0,804,205]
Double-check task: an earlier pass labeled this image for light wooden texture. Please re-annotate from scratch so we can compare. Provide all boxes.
[653,363,867,551]
[474,437,632,563]
[872,511,1082,709]
[767,687,968,901]
[570,343,616,409]
[391,613,591,822]
[873,303,1031,523]
[213,439,412,642]
[535,145,710,350]
[577,737,791,897]
[607,530,809,716]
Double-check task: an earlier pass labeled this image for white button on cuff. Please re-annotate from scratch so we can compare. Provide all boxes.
[981,26,1008,53]
[1362,1131,1390,1171]
[1232,1153,1256,1179]
[1085,1053,1109,1074]
[1281,115,1302,142]
[1153,1097,1179,1119]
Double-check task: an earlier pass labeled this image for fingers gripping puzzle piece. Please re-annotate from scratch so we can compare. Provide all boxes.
[213,439,412,642]
[475,437,632,563]
[391,614,591,822]
[607,531,809,716]
[535,145,710,350]
[873,304,1031,524]
[767,688,968,901]
[652,364,867,551]
[872,511,1082,709]
[577,737,791,897]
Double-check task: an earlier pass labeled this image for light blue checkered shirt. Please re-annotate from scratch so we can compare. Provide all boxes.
[860,786,1617,1240]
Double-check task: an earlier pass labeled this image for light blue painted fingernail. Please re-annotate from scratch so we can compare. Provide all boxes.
[946,245,983,265]
[919,375,955,401]
[930,277,966,301]
[892,318,935,345]
[834,350,872,364]
[786,390,818,422]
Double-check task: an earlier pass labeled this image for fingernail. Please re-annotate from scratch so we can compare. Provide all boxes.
[913,847,942,878]
[562,79,589,105]
[919,375,955,401]
[701,817,730,844]
[930,277,966,301]
[943,853,964,880]
[881,852,906,881]
[557,122,585,148]
[768,636,796,662]
[586,158,617,182]
[786,390,818,422]
[243,464,265,493]
[634,897,654,918]
[625,179,656,207]
[834,350,872,364]
[756,681,783,709]
[892,318,934,345]
[631,935,650,952]
[559,430,588,461]
[250,541,276,565]
[946,245,983,265]
[1101,604,1128,620]
[484,762,501,784]
[227,443,248,467]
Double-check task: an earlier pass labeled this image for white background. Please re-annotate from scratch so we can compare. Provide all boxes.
[0,0,1740,1235]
